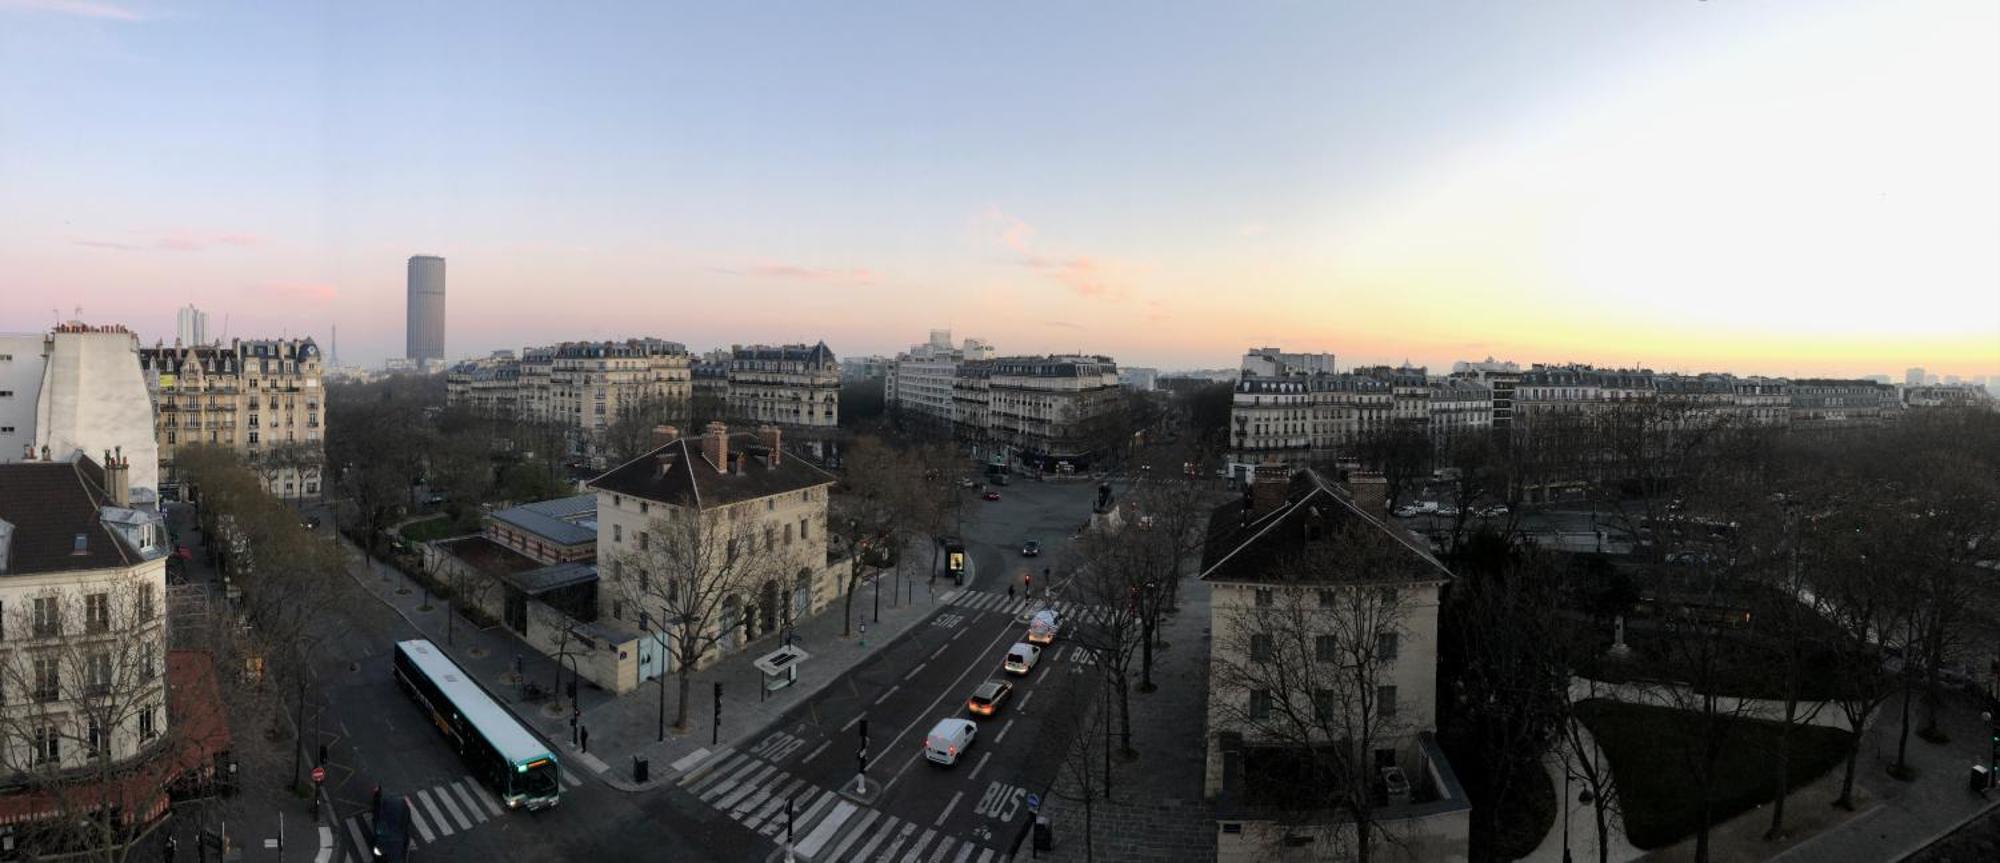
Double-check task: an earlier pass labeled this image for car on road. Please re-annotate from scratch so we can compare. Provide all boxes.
[1021,540,1040,557]
[1393,504,1423,518]
[960,478,977,488]
[371,793,413,862]
[1003,642,1042,676]
[1436,505,1459,517]
[966,679,1014,717]
[924,718,978,766]
[1479,504,1510,518]
[984,491,1002,501]
[1027,609,1062,645]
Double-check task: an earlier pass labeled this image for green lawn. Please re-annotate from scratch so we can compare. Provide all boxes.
[397,515,460,543]
[1575,699,1852,849]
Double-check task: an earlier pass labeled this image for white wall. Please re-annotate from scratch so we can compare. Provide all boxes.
[33,331,159,497]
[0,335,47,463]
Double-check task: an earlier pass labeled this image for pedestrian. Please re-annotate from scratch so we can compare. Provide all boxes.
[580,724,590,754]
[163,833,177,863]
[1008,585,1015,600]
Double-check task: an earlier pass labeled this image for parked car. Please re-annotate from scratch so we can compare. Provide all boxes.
[1021,540,1040,557]
[1393,505,1423,518]
[924,718,978,766]
[1003,643,1042,676]
[1479,504,1510,518]
[1436,505,1460,517]
[984,491,1002,502]
[966,679,1014,717]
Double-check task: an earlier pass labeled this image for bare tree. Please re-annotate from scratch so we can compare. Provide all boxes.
[0,574,169,862]
[1554,680,1624,863]
[602,395,693,466]
[828,437,915,637]
[1209,522,1421,863]
[609,505,786,730]
[1069,526,1149,761]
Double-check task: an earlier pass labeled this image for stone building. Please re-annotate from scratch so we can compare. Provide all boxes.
[986,355,1123,471]
[725,343,840,430]
[137,337,323,499]
[2,325,162,504]
[1786,378,1901,430]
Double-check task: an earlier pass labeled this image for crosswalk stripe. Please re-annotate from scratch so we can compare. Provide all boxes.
[406,797,437,844]
[464,777,504,818]
[797,800,858,857]
[823,808,880,862]
[876,821,917,862]
[975,849,996,863]
[344,816,370,859]
[849,816,902,862]
[901,828,937,861]
[450,780,489,823]
[926,836,958,862]
[562,768,583,787]
[687,753,750,794]
[430,782,474,831]
[791,790,840,837]
[701,759,767,803]
[413,789,455,837]
[952,842,976,863]
[766,787,827,838]
[742,777,804,829]
[716,764,780,808]
[730,778,784,823]
[678,748,739,788]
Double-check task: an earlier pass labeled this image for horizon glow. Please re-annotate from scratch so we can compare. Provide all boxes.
[1,1,1995,379]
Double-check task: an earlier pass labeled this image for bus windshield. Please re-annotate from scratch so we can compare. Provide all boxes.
[515,759,560,798]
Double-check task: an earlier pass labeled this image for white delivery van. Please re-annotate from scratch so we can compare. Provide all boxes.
[1026,610,1061,645]
[924,718,978,766]
[1003,643,1042,676]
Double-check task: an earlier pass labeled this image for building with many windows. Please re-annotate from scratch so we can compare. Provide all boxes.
[1901,383,1996,411]
[986,355,1123,471]
[886,331,992,431]
[137,337,324,499]
[725,343,840,430]
[1786,379,1901,430]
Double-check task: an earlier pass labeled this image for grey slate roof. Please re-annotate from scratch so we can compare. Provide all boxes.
[0,456,140,577]
[488,495,597,547]
[587,433,835,509]
[1199,468,1451,587]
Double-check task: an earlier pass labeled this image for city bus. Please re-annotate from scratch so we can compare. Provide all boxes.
[391,639,562,810]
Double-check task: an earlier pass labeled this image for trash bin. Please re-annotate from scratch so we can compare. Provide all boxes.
[634,757,649,784]
[1033,815,1052,851]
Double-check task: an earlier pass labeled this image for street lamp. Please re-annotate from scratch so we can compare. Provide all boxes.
[1563,768,1597,863]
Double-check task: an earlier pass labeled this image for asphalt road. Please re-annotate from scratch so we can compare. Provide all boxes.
[285,474,1109,863]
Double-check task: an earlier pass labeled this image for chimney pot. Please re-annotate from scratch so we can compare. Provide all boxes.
[757,425,782,467]
[651,425,680,449]
[702,422,729,473]
[1347,471,1388,518]
[1248,462,1290,518]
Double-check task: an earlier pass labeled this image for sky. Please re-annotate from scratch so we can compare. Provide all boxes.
[2,0,1996,379]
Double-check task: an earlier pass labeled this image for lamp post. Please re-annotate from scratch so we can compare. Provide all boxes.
[1563,768,1597,863]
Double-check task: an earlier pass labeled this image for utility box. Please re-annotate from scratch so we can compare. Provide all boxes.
[1033,815,1052,852]
[1970,764,1989,793]
[634,757,649,784]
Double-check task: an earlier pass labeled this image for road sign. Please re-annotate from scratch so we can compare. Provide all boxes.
[1026,793,1041,813]
[310,766,325,784]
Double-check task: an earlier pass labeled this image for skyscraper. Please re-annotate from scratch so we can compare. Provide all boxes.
[1905,367,1925,386]
[406,255,446,365]
[176,304,208,345]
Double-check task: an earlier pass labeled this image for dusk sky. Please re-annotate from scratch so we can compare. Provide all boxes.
[3,0,1996,378]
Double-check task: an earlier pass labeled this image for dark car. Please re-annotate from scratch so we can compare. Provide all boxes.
[371,793,412,862]
[984,491,1002,502]
[966,679,1014,717]
[1021,541,1040,557]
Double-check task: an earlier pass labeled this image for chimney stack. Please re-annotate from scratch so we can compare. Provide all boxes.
[757,425,782,467]
[702,422,729,473]
[103,450,130,508]
[651,425,680,450]
[1247,462,1290,518]
[1347,471,1387,519]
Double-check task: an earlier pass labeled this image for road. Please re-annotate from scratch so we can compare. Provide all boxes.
[238,473,1109,862]
[666,475,1112,862]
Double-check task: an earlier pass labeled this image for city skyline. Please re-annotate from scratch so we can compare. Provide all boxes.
[2,1,1996,378]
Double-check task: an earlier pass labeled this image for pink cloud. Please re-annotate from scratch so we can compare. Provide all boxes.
[982,207,1140,301]
[739,263,878,286]
[260,282,337,303]
[0,0,144,21]
[157,230,260,252]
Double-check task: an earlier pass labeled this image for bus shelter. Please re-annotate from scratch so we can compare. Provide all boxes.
[754,645,810,699]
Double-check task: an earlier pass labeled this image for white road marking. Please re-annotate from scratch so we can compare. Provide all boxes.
[927,837,958,862]
[930,643,950,660]
[796,800,858,857]
[669,746,715,773]
[874,684,901,705]
[1017,691,1034,711]
[934,791,964,827]
[344,818,369,859]
[841,713,866,732]
[686,753,751,793]
[450,781,489,823]
[901,827,938,861]
[869,622,1020,772]
[314,826,333,863]
[953,842,977,862]
[465,778,504,817]
[431,782,474,830]
[903,663,927,681]
[764,788,828,838]
[715,764,780,808]
[742,777,803,829]
[802,740,831,764]
[967,751,993,780]
[883,750,923,793]
[406,798,437,843]
[413,789,455,837]
[876,821,917,861]
[824,808,881,862]
[993,719,1016,744]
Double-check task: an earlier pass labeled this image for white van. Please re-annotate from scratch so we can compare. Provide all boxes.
[924,718,977,766]
[1004,643,1042,676]
[1026,610,1061,645]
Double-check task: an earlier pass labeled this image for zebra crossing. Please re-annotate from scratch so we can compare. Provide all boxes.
[333,769,583,861]
[678,748,1005,863]
[948,591,1082,618]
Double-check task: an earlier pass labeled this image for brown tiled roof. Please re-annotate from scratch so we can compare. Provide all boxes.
[1199,468,1451,586]
[587,434,835,509]
[0,456,136,577]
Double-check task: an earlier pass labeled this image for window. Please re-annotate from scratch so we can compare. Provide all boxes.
[141,642,157,680]
[1312,688,1334,720]
[612,600,624,620]
[1249,633,1274,661]
[1376,632,1399,662]
[1317,589,1337,608]
[639,569,650,592]
[612,561,623,581]
[613,495,622,508]
[1315,635,1338,662]
[33,726,59,766]
[86,592,111,631]
[87,717,107,757]
[784,523,793,545]
[1254,589,1273,608]
[639,531,649,551]
[33,597,59,637]
[613,524,623,543]
[1377,685,1399,718]
[140,706,157,741]
[1248,689,1272,721]
[33,657,59,702]
[87,652,112,694]
[639,502,649,515]
[800,518,809,540]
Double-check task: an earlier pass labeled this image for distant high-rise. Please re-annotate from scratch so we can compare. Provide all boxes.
[1905,367,1925,386]
[176,304,208,345]
[406,255,447,364]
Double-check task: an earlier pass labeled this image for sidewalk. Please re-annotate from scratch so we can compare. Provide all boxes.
[1031,572,1217,863]
[336,533,956,794]
[1519,721,1642,863]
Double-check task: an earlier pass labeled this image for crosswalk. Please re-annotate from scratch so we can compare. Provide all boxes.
[948,591,1084,618]
[678,748,1005,863]
[334,769,584,861]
